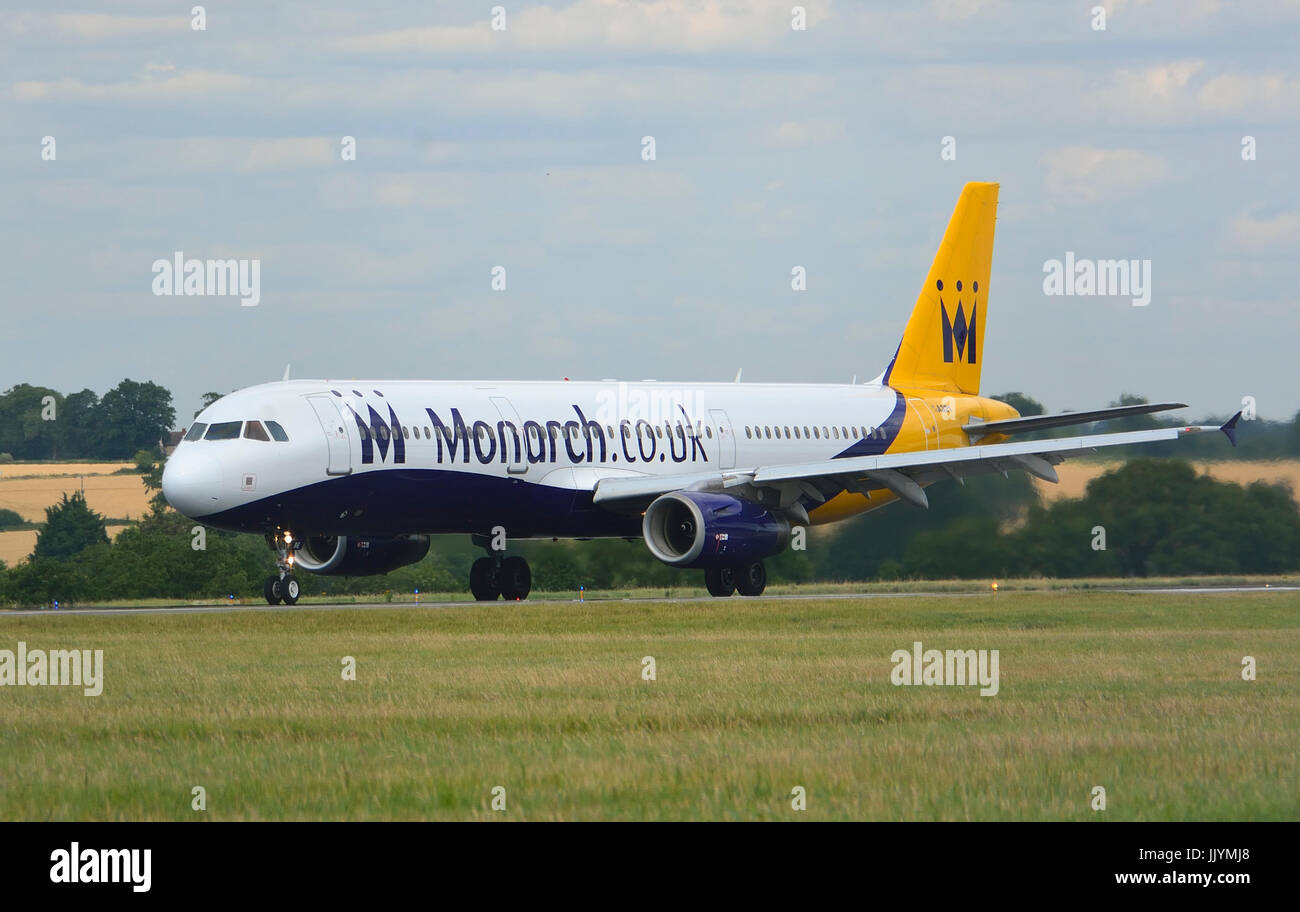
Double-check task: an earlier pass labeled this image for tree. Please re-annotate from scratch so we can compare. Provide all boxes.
[58,388,102,459]
[196,392,224,418]
[95,379,176,459]
[0,508,24,529]
[0,384,63,459]
[32,491,109,560]
[991,391,1044,417]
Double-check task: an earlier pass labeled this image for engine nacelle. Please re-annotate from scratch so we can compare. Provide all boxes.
[293,534,430,576]
[642,491,790,569]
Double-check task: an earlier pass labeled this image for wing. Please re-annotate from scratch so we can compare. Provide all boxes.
[962,401,1187,439]
[591,416,1241,517]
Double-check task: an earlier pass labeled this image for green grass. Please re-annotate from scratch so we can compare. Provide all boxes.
[1,589,1296,820]
[14,573,1300,610]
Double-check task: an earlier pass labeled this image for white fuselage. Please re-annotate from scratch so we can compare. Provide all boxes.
[162,378,908,538]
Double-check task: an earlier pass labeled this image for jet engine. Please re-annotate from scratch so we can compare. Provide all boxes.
[642,491,790,569]
[293,534,430,576]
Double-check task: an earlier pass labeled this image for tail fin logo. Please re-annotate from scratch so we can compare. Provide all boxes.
[938,279,977,365]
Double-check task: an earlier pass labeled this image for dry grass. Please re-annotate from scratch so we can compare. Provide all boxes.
[1,590,1295,820]
[1037,459,1300,503]
[0,474,150,523]
[0,526,129,566]
[0,462,134,478]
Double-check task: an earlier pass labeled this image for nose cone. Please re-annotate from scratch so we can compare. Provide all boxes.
[162,449,222,518]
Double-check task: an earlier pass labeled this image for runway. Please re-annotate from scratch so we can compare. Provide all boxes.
[2,586,1296,617]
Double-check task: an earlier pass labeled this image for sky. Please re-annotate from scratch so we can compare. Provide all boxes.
[3,0,1299,424]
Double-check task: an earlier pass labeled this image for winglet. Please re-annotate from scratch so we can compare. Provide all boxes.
[1220,411,1242,447]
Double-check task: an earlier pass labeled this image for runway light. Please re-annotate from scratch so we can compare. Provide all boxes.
[991,582,999,591]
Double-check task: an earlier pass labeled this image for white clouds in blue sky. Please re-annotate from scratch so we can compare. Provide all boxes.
[2,0,1299,420]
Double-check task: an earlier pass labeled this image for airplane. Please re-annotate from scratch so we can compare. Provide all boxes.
[161,182,1240,605]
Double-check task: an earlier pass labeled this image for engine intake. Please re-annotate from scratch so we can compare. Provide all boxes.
[642,491,790,569]
[293,534,430,576]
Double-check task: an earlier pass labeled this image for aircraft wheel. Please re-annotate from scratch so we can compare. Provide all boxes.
[282,575,301,605]
[704,567,736,597]
[264,576,283,605]
[499,556,532,601]
[470,557,501,601]
[735,560,767,597]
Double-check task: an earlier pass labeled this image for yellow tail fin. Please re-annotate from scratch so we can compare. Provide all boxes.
[882,182,998,395]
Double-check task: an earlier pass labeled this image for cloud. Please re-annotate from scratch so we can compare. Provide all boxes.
[241,138,335,173]
[329,0,831,56]
[1097,60,1300,124]
[47,13,184,40]
[13,70,256,102]
[12,66,832,121]
[1227,211,1300,249]
[1042,146,1168,202]
[765,119,845,146]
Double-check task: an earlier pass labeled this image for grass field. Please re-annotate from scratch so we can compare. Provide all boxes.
[1,589,1296,820]
[1034,459,1300,502]
[0,461,145,564]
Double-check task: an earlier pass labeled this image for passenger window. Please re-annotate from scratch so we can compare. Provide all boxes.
[784,427,791,439]
[185,422,207,442]
[265,420,289,442]
[794,427,801,439]
[205,421,242,440]
[243,421,271,442]
[706,426,713,439]
[424,427,431,437]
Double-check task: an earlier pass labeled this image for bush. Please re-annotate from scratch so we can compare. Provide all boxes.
[0,452,13,463]
[0,508,24,528]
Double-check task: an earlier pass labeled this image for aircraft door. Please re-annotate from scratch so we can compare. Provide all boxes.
[906,398,940,450]
[709,409,736,469]
[307,395,352,475]
[491,396,528,474]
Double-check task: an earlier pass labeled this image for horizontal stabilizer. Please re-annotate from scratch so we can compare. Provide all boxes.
[963,401,1187,438]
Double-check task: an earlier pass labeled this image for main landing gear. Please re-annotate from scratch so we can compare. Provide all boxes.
[469,534,532,601]
[704,559,767,597]
[264,530,301,606]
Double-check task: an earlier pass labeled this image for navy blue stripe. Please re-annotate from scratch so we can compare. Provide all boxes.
[832,390,906,458]
[195,468,642,539]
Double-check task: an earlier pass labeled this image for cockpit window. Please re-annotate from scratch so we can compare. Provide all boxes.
[184,422,207,442]
[205,421,243,440]
[244,420,271,442]
[265,420,289,442]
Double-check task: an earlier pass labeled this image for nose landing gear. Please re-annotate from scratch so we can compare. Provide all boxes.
[264,530,301,606]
